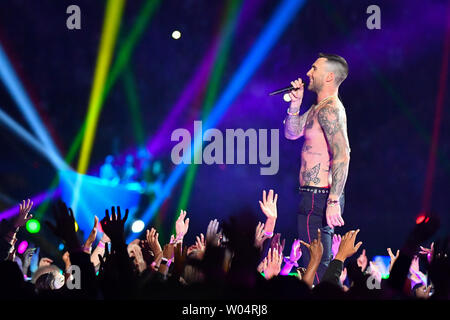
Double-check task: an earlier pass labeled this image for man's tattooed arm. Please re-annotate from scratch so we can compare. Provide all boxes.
[317,101,350,198]
[284,107,312,140]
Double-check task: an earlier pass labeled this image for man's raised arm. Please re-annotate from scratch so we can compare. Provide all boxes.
[283,78,310,140]
[284,108,311,140]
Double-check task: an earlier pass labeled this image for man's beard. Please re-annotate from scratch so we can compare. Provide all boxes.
[308,80,322,93]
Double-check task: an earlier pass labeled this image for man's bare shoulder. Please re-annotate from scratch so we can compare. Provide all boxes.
[316,99,346,134]
[316,98,345,113]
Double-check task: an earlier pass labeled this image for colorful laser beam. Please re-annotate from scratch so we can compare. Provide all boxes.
[34,121,87,220]
[123,66,146,145]
[128,0,308,242]
[77,0,126,174]
[0,43,63,163]
[0,108,69,170]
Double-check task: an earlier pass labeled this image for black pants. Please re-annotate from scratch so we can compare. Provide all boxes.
[297,186,345,285]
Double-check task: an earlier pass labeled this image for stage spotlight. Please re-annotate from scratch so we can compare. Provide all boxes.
[17,240,28,254]
[26,219,40,234]
[58,243,65,251]
[172,30,181,39]
[283,93,291,102]
[75,221,79,232]
[131,220,145,233]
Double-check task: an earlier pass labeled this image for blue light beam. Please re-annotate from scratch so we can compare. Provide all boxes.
[0,43,64,164]
[0,107,69,170]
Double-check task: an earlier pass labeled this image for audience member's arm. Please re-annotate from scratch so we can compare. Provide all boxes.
[90,233,110,271]
[322,229,362,287]
[158,242,174,279]
[300,229,324,288]
[100,206,135,282]
[175,210,190,243]
[83,216,98,254]
[258,189,278,236]
[262,248,282,280]
[387,214,439,293]
[280,239,301,275]
[46,201,97,297]
[1,199,33,260]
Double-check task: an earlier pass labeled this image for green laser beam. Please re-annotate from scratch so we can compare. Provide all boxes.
[123,66,146,145]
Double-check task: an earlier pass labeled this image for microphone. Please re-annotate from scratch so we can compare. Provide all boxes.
[269,81,307,96]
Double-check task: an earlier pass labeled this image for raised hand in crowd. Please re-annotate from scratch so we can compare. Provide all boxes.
[419,242,434,264]
[331,234,341,259]
[289,239,302,263]
[259,189,278,234]
[127,242,147,274]
[254,222,270,250]
[1,199,33,259]
[280,239,301,275]
[22,247,36,276]
[357,248,368,272]
[62,251,71,270]
[46,201,80,250]
[100,206,129,245]
[83,216,99,253]
[15,199,33,229]
[187,233,205,260]
[387,247,400,273]
[409,255,427,288]
[206,219,221,247]
[62,251,72,281]
[175,210,190,241]
[91,231,110,270]
[270,233,285,256]
[146,227,162,258]
[300,229,324,288]
[334,229,362,263]
[262,248,282,280]
[368,261,382,283]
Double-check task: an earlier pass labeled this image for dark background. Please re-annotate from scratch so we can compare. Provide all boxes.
[0,0,448,260]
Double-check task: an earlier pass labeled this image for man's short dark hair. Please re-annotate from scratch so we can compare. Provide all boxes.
[318,53,348,85]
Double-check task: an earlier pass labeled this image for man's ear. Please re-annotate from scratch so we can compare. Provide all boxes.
[326,72,334,84]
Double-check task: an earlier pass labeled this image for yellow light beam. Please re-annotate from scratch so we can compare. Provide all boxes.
[77,0,126,173]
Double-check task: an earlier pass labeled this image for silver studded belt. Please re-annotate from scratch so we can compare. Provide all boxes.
[299,186,330,194]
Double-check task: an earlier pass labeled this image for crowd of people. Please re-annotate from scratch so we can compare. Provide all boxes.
[0,190,448,300]
[98,150,165,195]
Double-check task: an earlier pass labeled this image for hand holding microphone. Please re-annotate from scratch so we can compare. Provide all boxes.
[288,78,305,110]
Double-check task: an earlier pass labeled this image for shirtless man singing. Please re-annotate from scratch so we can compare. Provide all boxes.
[283,53,350,284]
